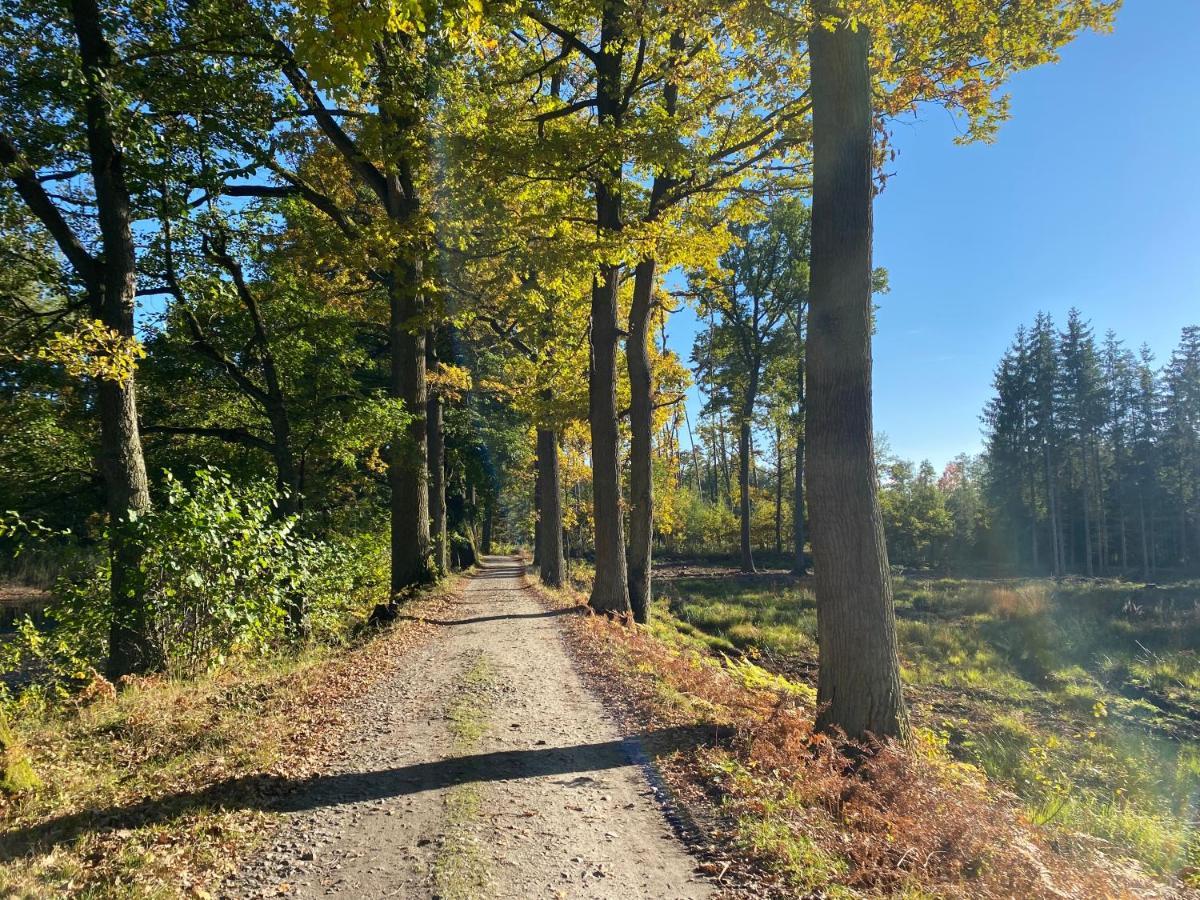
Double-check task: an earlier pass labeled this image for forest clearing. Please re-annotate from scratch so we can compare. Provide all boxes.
[3,0,1199,896]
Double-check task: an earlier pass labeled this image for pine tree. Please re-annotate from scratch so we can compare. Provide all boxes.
[1058,309,1105,575]
[1162,327,1200,567]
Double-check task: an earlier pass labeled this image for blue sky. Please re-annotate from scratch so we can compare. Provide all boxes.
[667,0,1200,471]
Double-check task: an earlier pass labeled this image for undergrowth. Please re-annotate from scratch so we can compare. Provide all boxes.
[657,573,1200,884]
[537,571,1192,898]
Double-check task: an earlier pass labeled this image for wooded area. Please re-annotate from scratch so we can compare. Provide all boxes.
[14,0,1198,897]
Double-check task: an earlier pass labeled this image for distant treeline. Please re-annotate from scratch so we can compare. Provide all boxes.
[984,312,1200,577]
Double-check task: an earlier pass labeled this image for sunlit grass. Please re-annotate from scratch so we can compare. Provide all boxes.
[656,570,1200,877]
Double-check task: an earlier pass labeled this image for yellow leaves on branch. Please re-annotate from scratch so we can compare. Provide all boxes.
[291,0,483,92]
[39,319,146,385]
[427,362,472,399]
[854,0,1120,143]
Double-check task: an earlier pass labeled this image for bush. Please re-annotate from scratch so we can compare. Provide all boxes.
[2,468,383,689]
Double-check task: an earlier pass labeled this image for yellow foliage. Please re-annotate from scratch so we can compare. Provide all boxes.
[427,362,472,400]
[38,319,146,385]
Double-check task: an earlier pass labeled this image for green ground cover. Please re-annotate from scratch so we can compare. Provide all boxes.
[658,572,1200,879]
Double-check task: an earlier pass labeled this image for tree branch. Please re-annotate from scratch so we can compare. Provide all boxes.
[141,424,274,453]
[0,128,99,286]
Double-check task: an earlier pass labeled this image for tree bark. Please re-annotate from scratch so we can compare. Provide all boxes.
[532,449,543,566]
[589,260,631,614]
[808,10,907,742]
[388,254,432,593]
[794,352,808,574]
[627,257,656,622]
[537,429,566,588]
[738,411,756,573]
[427,382,448,575]
[68,0,154,677]
[587,0,631,616]
[774,422,784,556]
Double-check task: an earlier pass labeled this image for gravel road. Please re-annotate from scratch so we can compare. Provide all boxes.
[227,556,713,899]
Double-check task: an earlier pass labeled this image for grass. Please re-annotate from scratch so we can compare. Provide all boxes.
[656,571,1200,882]
[434,651,495,900]
[537,573,1174,899]
[0,578,460,898]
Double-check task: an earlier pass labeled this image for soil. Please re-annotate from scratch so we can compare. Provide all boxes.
[225,556,714,899]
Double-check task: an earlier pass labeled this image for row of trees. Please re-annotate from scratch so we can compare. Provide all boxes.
[1,0,1116,741]
[985,314,1200,578]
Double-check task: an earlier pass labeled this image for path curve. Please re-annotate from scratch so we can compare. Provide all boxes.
[228,556,713,899]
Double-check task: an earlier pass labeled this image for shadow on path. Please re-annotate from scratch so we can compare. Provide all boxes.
[1,725,729,861]
[398,607,579,627]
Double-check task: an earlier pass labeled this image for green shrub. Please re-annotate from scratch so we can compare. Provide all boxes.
[0,708,39,794]
[2,468,382,687]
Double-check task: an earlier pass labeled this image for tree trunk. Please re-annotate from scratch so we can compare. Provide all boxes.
[684,405,704,496]
[738,414,756,573]
[1026,458,1039,571]
[427,389,448,575]
[1095,442,1108,574]
[808,10,907,742]
[388,255,432,593]
[587,0,631,616]
[1083,453,1094,577]
[625,29,681,623]
[589,261,631,615]
[69,0,153,678]
[774,423,784,556]
[717,405,733,506]
[794,337,807,574]
[532,449,542,566]
[537,429,566,588]
[1140,494,1150,579]
[481,498,493,555]
[627,257,656,622]
[1045,446,1062,576]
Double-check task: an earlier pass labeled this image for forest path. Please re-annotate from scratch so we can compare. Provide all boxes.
[228,556,712,899]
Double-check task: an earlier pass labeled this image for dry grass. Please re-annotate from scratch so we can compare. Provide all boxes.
[987,583,1051,619]
[531,577,1187,899]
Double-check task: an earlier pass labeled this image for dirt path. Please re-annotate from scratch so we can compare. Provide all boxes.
[227,556,713,899]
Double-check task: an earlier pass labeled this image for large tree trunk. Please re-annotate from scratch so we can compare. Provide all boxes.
[808,10,907,742]
[69,0,153,678]
[532,450,542,566]
[388,255,432,593]
[589,261,631,614]
[587,0,631,616]
[627,29,681,622]
[627,257,656,622]
[536,429,566,588]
